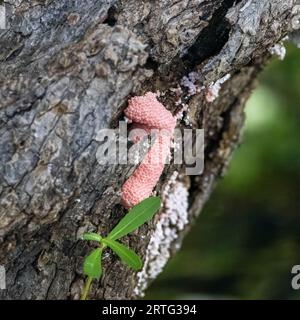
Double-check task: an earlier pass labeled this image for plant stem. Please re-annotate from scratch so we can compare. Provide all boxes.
[81,276,93,300]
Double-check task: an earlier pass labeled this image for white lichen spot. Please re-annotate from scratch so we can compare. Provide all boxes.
[133,175,189,297]
[205,73,231,103]
[240,0,252,12]
[180,72,201,97]
[181,76,197,96]
[187,71,201,83]
[269,43,286,60]
[292,5,300,30]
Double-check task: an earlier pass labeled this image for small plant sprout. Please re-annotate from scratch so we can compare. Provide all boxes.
[80,196,161,300]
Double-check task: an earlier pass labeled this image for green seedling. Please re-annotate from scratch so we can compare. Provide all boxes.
[80,196,161,300]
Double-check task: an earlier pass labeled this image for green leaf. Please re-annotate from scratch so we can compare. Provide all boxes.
[107,197,161,241]
[102,238,142,271]
[82,233,102,243]
[83,248,103,280]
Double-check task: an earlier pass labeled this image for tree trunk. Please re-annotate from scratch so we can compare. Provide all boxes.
[0,0,299,300]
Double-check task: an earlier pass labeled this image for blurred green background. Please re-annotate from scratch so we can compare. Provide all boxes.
[146,43,300,300]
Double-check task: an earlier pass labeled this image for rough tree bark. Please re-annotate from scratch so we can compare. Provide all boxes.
[0,0,299,300]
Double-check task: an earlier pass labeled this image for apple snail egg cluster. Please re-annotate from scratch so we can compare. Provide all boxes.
[121,92,176,208]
